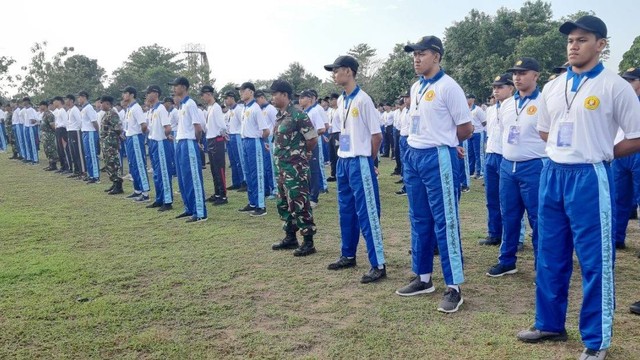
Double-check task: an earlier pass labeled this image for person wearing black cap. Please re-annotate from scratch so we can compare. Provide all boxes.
[65,94,85,178]
[255,89,278,198]
[326,93,341,182]
[52,96,71,173]
[517,17,640,360]
[145,85,175,211]
[223,90,247,191]
[121,86,151,201]
[394,36,473,313]
[99,96,124,195]
[201,85,228,206]
[485,57,548,278]
[20,97,39,164]
[324,55,388,284]
[237,82,270,217]
[612,67,640,250]
[38,100,58,171]
[394,91,411,196]
[268,79,318,256]
[168,76,208,222]
[77,91,100,183]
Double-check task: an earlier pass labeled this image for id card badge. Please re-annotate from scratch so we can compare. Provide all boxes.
[339,134,351,152]
[557,122,574,148]
[507,125,521,145]
[410,115,420,135]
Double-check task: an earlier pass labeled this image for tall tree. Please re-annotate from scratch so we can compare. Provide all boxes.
[619,36,640,72]
[347,43,379,91]
[277,62,321,94]
[44,55,106,99]
[17,42,74,97]
[0,55,16,98]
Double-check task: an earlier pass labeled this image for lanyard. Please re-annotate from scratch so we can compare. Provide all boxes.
[414,69,444,109]
[564,77,589,113]
[514,98,532,119]
[342,86,360,129]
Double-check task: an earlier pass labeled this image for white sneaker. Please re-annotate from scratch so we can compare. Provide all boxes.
[124,173,133,181]
[310,201,318,209]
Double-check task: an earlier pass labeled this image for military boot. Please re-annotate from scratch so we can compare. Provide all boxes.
[108,181,124,195]
[293,234,317,257]
[104,183,115,192]
[272,231,299,250]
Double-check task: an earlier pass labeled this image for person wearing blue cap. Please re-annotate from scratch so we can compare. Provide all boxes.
[168,76,208,222]
[394,35,473,313]
[324,55,388,284]
[517,16,640,360]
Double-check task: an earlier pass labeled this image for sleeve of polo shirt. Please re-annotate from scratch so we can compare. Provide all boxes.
[188,103,205,125]
[362,96,382,135]
[86,106,98,122]
[614,82,640,139]
[476,107,486,123]
[159,107,170,127]
[309,110,324,131]
[255,107,268,130]
[298,112,318,141]
[444,83,472,125]
[537,91,552,133]
[213,105,226,132]
[133,105,146,125]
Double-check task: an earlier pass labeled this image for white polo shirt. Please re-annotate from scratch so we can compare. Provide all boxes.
[22,107,38,128]
[336,86,381,158]
[407,70,472,149]
[12,107,22,125]
[67,106,81,131]
[176,96,205,141]
[79,103,98,132]
[392,108,402,129]
[241,100,268,139]
[485,103,503,155]
[470,105,486,133]
[54,108,67,128]
[385,110,395,126]
[260,103,278,131]
[399,107,410,136]
[305,103,326,132]
[0,109,4,122]
[538,64,640,164]
[147,102,170,141]
[329,107,341,134]
[167,108,179,131]
[500,91,547,162]
[125,102,146,136]
[226,104,243,134]
[205,102,226,139]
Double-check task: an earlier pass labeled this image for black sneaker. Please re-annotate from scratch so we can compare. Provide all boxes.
[146,202,162,209]
[272,236,299,250]
[516,326,568,343]
[213,197,228,206]
[361,266,386,283]
[237,185,247,192]
[615,242,626,250]
[238,204,255,212]
[206,195,216,203]
[186,216,208,223]
[478,236,501,245]
[86,178,100,184]
[326,176,336,182]
[630,301,640,315]
[437,287,464,313]
[461,186,470,193]
[125,193,140,199]
[249,208,267,217]
[175,212,192,219]
[134,194,150,203]
[226,185,240,190]
[327,256,356,270]
[158,204,173,212]
[395,189,407,196]
[486,263,518,277]
[395,276,435,296]
[394,179,404,184]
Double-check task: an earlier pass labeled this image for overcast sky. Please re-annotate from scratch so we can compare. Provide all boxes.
[0,0,637,94]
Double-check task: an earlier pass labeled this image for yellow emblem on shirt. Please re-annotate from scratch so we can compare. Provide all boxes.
[584,96,600,110]
[351,108,359,118]
[424,90,436,101]
[526,105,537,115]
[244,110,251,118]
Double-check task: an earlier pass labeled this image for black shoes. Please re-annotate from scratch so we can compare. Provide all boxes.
[437,287,464,313]
[158,204,173,212]
[212,197,228,206]
[461,186,470,193]
[327,176,336,182]
[396,276,435,296]
[226,185,240,190]
[516,326,568,343]
[146,202,162,209]
[630,301,640,315]
[175,212,192,219]
[238,204,255,213]
[361,265,386,283]
[272,233,300,250]
[615,242,626,250]
[108,182,124,195]
[249,208,267,217]
[186,216,207,223]
[479,236,501,246]
[395,189,407,196]
[293,236,316,257]
[327,256,356,270]
[486,263,518,277]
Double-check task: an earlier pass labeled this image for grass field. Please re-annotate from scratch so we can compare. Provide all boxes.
[0,150,639,360]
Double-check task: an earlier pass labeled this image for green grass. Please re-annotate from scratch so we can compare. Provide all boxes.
[0,151,639,359]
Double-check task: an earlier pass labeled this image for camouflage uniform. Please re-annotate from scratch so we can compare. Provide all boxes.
[5,110,18,157]
[40,110,59,164]
[100,109,122,182]
[273,103,318,235]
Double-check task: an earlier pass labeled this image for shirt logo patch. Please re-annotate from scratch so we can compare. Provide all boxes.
[424,90,436,101]
[244,110,251,118]
[526,105,537,115]
[584,96,600,110]
[351,108,359,118]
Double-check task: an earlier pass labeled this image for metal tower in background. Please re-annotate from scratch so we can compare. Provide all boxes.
[181,43,211,86]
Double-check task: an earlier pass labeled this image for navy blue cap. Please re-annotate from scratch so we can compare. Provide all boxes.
[223,90,238,99]
[200,85,215,94]
[269,80,293,97]
[492,73,514,86]
[100,95,115,104]
[507,57,540,72]
[560,15,607,38]
[324,55,359,73]
[622,67,640,80]
[167,77,190,88]
[553,62,570,74]
[77,91,90,98]
[145,85,162,95]
[120,86,137,96]
[404,35,444,55]
[236,82,255,92]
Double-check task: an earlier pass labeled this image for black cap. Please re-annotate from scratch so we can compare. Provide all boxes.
[622,67,640,81]
[145,85,162,95]
[507,57,540,72]
[404,35,444,55]
[492,73,514,86]
[167,76,190,88]
[553,62,570,74]
[38,100,49,106]
[298,89,315,98]
[52,96,64,103]
[22,96,31,103]
[76,90,90,99]
[269,79,293,97]
[255,90,266,98]
[100,95,115,104]
[329,92,340,99]
[236,82,255,92]
[223,90,238,99]
[120,86,137,96]
[308,89,318,98]
[559,15,607,38]
[324,55,359,73]
[162,97,174,103]
[200,85,215,95]
[64,94,76,101]
[466,93,476,99]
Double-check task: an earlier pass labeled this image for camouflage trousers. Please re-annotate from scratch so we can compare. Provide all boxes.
[7,124,19,155]
[277,161,316,236]
[42,133,59,162]
[103,142,121,182]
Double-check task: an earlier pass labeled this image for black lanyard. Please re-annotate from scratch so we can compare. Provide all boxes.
[564,77,589,113]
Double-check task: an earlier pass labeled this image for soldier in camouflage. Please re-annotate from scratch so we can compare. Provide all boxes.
[99,96,124,195]
[39,100,59,171]
[269,79,319,257]
[6,101,20,159]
